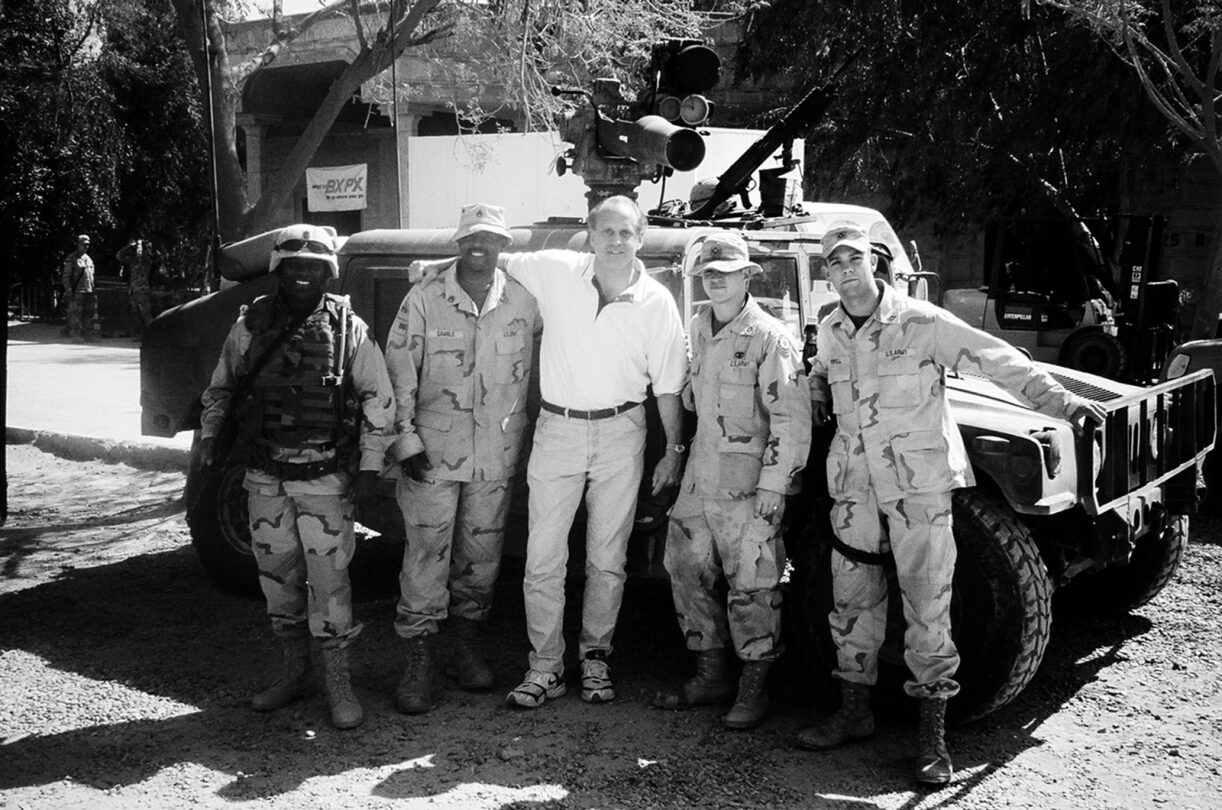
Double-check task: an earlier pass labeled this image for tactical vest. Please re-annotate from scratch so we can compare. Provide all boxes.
[238,294,357,453]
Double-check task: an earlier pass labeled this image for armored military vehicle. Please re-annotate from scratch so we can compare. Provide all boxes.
[141,64,1214,722]
[141,209,1214,722]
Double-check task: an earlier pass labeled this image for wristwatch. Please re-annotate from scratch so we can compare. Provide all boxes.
[666,443,686,454]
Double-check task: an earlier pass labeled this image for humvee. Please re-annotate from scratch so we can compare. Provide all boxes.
[141,204,1214,722]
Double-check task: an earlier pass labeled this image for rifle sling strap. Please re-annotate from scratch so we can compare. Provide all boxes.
[829,533,891,566]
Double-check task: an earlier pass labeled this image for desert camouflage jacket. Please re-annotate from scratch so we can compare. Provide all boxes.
[682,296,811,500]
[809,281,1087,502]
[385,261,540,482]
[61,250,94,294]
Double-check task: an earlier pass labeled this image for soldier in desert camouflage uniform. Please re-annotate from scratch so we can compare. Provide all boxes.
[384,204,539,714]
[799,221,1106,784]
[116,238,153,338]
[199,224,395,730]
[654,233,811,730]
[61,234,100,341]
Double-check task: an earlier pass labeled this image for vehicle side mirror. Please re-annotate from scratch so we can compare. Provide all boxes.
[908,239,923,273]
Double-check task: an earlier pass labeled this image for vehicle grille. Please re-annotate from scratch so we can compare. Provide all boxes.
[1046,372,1125,403]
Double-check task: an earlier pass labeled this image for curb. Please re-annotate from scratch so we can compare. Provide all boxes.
[6,427,191,472]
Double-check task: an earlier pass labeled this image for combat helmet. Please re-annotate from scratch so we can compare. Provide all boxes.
[269,224,339,279]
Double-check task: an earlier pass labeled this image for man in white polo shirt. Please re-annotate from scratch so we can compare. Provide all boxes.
[500,195,688,709]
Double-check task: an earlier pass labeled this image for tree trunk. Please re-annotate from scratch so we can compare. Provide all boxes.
[242,53,373,234]
[170,0,249,242]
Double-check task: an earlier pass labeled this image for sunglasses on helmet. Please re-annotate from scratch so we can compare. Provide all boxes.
[274,239,334,255]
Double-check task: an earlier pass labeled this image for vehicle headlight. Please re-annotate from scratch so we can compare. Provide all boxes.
[1164,353,1190,379]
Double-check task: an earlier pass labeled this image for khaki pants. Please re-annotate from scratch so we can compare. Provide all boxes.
[523,407,646,674]
[828,489,960,698]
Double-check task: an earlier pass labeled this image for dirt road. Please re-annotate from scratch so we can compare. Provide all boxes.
[2,443,1220,809]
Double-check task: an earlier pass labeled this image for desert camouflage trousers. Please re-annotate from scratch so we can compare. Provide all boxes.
[129,287,152,334]
[65,292,99,339]
[248,491,362,649]
[394,475,512,637]
[664,491,785,662]
[828,489,960,698]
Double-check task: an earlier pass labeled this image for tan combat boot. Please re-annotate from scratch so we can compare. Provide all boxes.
[653,648,735,709]
[914,697,953,785]
[722,660,771,729]
[251,636,313,711]
[451,617,494,691]
[795,681,875,749]
[321,645,364,729]
[395,636,436,714]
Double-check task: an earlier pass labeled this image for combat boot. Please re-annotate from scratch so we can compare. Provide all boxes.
[321,645,364,730]
[251,636,313,712]
[914,697,953,785]
[395,636,436,714]
[795,681,875,750]
[652,648,735,709]
[451,617,494,691]
[722,660,771,730]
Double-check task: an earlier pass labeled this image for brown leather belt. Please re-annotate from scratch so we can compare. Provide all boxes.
[540,400,641,420]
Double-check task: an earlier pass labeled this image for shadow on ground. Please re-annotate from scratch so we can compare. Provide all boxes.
[0,506,1169,807]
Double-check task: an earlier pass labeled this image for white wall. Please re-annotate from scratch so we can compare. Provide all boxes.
[406,132,588,228]
[404,129,800,228]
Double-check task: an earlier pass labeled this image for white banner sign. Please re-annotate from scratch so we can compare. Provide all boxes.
[306,164,368,211]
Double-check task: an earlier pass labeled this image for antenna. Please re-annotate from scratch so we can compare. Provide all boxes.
[199,0,222,290]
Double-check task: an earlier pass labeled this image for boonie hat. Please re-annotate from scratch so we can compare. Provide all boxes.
[821,220,872,259]
[269,224,338,278]
[453,203,513,245]
[690,232,762,277]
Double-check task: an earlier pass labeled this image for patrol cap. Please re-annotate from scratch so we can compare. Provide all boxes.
[690,232,762,277]
[269,224,338,278]
[453,203,513,245]
[821,220,872,259]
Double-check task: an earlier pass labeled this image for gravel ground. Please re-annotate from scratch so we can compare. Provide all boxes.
[2,442,1221,809]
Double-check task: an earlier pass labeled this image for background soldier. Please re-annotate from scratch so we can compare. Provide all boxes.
[116,238,153,339]
[384,204,540,714]
[198,225,394,730]
[655,233,811,729]
[61,233,99,341]
[801,221,1105,784]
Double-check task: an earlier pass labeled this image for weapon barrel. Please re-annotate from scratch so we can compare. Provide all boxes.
[596,114,706,172]
[687,83,837,220]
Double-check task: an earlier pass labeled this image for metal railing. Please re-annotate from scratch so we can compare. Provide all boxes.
[7,283,60,322]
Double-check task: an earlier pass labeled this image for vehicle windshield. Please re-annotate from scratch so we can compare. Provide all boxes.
[691,256,802,341]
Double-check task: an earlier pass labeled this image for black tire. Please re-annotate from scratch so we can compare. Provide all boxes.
[788,489,1052,724]
[1060,330,1127,380]
[184,445,259,596]
[1060,515,1188,613]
